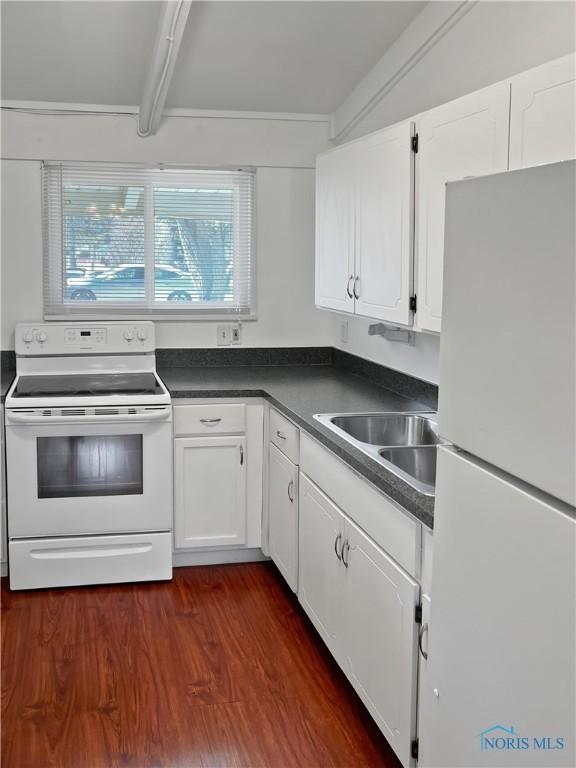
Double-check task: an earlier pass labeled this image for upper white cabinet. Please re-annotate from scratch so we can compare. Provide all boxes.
[353,124,414,325]
[415,83,510,333]
[316,55,575,334]
[315,146,355,314]
[509,53,576,170]
[316,121,414,326]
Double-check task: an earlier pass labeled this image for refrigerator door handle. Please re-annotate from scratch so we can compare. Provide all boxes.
[418,622,429,660]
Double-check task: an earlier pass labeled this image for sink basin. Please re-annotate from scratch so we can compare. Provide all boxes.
[313,411,445,496]
[379,446,437,494]
[330,413,441,446]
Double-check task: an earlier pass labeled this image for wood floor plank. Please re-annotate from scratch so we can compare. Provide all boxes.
[1,563,402,768]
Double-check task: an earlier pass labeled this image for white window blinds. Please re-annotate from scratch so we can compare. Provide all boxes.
[42,163,255,319]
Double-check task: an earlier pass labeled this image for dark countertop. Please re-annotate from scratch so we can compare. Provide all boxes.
[1,368,15,402]
[160,365,435,528]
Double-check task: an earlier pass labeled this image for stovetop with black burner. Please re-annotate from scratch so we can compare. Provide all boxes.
[11,372,164,398]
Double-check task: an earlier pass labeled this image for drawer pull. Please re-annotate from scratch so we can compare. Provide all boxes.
[200,418,222,425]
[418,623,429,660]
[30,543,152,559]
[276,430,287,440]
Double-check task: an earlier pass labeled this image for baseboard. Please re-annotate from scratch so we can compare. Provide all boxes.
[0,552,268,578]
[172,547,268,567]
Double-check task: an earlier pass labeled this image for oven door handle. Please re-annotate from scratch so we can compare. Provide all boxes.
[5,408,171,425]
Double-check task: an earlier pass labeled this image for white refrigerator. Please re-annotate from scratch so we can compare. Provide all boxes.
[422,161,575,767]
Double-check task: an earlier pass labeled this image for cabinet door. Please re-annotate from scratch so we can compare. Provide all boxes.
[174,436,246,549]
[315,147,355,313]
[342,517,420,768]
[298,474,343,661]
[354,121,414,326]
[416,82,510,332]
[509,53,576,170]
[268,443,298,592]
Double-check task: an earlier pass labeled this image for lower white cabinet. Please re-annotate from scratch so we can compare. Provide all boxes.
[174,435,247,549]
[343,516,420,766]
[298,474,342,658]
[298,473,420,767]
[268,443,298,591]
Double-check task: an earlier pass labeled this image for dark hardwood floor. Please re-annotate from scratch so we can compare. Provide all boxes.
[1,563,402,768]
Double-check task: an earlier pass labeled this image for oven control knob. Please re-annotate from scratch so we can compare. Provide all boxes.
[22,330,34,344]
[124,329,135,342]
[36,331,48,344]
[137,328,148,341]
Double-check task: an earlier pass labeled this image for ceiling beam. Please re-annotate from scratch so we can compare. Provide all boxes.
[138,1,193,137]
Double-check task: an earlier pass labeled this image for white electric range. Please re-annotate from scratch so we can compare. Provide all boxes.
[4,322,173,590]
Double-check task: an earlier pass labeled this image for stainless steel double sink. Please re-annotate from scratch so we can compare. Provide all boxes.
[314,412,446,496]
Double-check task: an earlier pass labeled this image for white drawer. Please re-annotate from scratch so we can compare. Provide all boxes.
[300,433,421,577]
[269,408,299,463]
[9,532,172,590]
[173,404,246,436]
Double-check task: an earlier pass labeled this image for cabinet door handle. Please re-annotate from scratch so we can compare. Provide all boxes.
[200,418,222,425]
[276,430,287,440]
[239,445,244,465]
[353,276,360,300]
[287,480,295,502]
[341,539,350,568]
[346,275,354,298]
[334,533,343,561]
[418,623,429,660]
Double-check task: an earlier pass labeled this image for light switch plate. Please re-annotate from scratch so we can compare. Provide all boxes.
[231,324,242,345]
[340,320,349,344]
[217,325,231,346]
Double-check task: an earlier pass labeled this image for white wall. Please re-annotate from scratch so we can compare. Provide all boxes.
[330,0,575,385]
[334,315,441,384]
[0,111,332,350]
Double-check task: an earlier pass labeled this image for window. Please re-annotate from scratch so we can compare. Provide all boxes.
[42,163,255,318]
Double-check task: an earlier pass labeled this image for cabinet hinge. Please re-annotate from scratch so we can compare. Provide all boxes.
[415,604,423,624]
[411,739,419,760]
[409,295,417,313]
[411,134,419,153]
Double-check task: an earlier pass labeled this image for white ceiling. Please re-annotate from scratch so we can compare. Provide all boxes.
[1,1,427,114]
[1,2,163,107]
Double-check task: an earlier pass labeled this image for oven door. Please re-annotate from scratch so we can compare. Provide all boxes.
[5,407,172,538]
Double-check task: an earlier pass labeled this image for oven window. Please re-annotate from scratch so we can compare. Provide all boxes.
[37,435,143,498]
